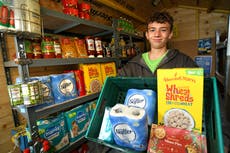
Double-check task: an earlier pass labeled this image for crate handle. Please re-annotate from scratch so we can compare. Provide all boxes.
[99,98,107,117]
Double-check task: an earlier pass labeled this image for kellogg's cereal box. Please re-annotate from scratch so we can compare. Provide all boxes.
[100,62,117,83]
[157,68,204,133]
[79,63,103,95]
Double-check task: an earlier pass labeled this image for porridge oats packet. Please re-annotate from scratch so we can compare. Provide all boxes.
[157,68,204,133]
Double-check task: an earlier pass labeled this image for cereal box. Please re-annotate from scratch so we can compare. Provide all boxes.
[147,124,205,153]
[157,68,204,133]
[100,62,117,83]
[79,63,103,95]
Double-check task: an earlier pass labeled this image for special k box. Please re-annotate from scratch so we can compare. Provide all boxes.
[100,62,117,83]
[157,68,204,133]
[79,63,103,95]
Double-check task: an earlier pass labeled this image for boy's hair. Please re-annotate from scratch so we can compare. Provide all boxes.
[146,11,174,31]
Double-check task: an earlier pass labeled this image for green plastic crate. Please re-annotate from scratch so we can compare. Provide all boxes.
[86,77,224,153]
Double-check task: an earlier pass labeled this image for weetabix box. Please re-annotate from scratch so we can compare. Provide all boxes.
[100,62,117,83]
[157,68,204,133]
[79,63,103,95]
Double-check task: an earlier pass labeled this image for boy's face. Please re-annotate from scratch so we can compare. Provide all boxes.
[145,21,173,50]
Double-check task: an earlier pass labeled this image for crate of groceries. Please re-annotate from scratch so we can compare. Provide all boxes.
[86,69,224,153]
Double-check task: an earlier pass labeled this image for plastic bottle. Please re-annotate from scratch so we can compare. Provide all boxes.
[94,37,103,58]
[109,36,115,57]
[119,36,127,57]
[41,36,55,58]
[85,36,95,58]
[53,37,62,58]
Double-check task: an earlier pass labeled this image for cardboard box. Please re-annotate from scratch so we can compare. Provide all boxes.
[100,62,117,83]
[157,68,204,133]
[79,63,103,95]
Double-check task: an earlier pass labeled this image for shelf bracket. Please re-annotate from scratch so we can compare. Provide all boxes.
[14,36,30,83]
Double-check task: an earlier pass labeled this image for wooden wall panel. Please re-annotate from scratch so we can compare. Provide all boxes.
[168,7,228,41]
[6,35,17,61]
[0,49,16,153]
[170,38,216,76]
[198,11,228,39]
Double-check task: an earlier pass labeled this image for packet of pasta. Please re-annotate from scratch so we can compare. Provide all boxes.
[60,37,78,58]
[73,37,88,58]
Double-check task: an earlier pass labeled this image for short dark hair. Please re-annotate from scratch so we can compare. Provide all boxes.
[146,11,174,31]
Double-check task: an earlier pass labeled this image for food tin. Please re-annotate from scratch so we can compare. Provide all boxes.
[21,80,42,105]
[32,38,42,59]
[41,36,55,58]
[24,39,34,59]
[62,0,78,8]
[7,84,23,106]
[53,37,62,58]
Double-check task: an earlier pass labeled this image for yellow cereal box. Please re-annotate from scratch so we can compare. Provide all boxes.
[79,63,103,95]
[100,62,117,83]
[157,68,204,133]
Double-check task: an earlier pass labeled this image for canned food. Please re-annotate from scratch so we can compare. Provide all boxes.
[63,7,79,17]
[21,80,42,105]
[0,5,9,25]
[41,36,55,58]
[79,11,84,19]
[53,37,62,58]
[24,39,34,59]
[8,84,23,106]
[78,2,91,12]
[32,38,42,59]
[62,0,78,8]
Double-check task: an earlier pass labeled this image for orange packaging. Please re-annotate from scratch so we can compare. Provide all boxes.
[60,37,78,58]
[147,124,207,153]
[74,70,86,96]
[73,37,88,58]
[157,68,204,133]
[100,62,117,83]
[79,63,103,95]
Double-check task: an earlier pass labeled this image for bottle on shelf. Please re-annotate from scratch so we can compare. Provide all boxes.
[94,37,103,58]
[85,36,96,58]
[119,36,127,57]
[32,38,42,59]
[102,42,111,57]
[109,36,116,57]
[41,35,55,58]
[53,37,62,58]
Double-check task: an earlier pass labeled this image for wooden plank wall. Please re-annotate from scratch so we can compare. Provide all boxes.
[0,39,20,152]
[0,0,229,152]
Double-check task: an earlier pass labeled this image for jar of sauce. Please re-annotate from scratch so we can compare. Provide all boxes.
[85,36,95,58]
[53,37,62,58]
[32,38,42,59]
[94,37,103,58]
[41,36,55,58]
[24,39,33,59]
